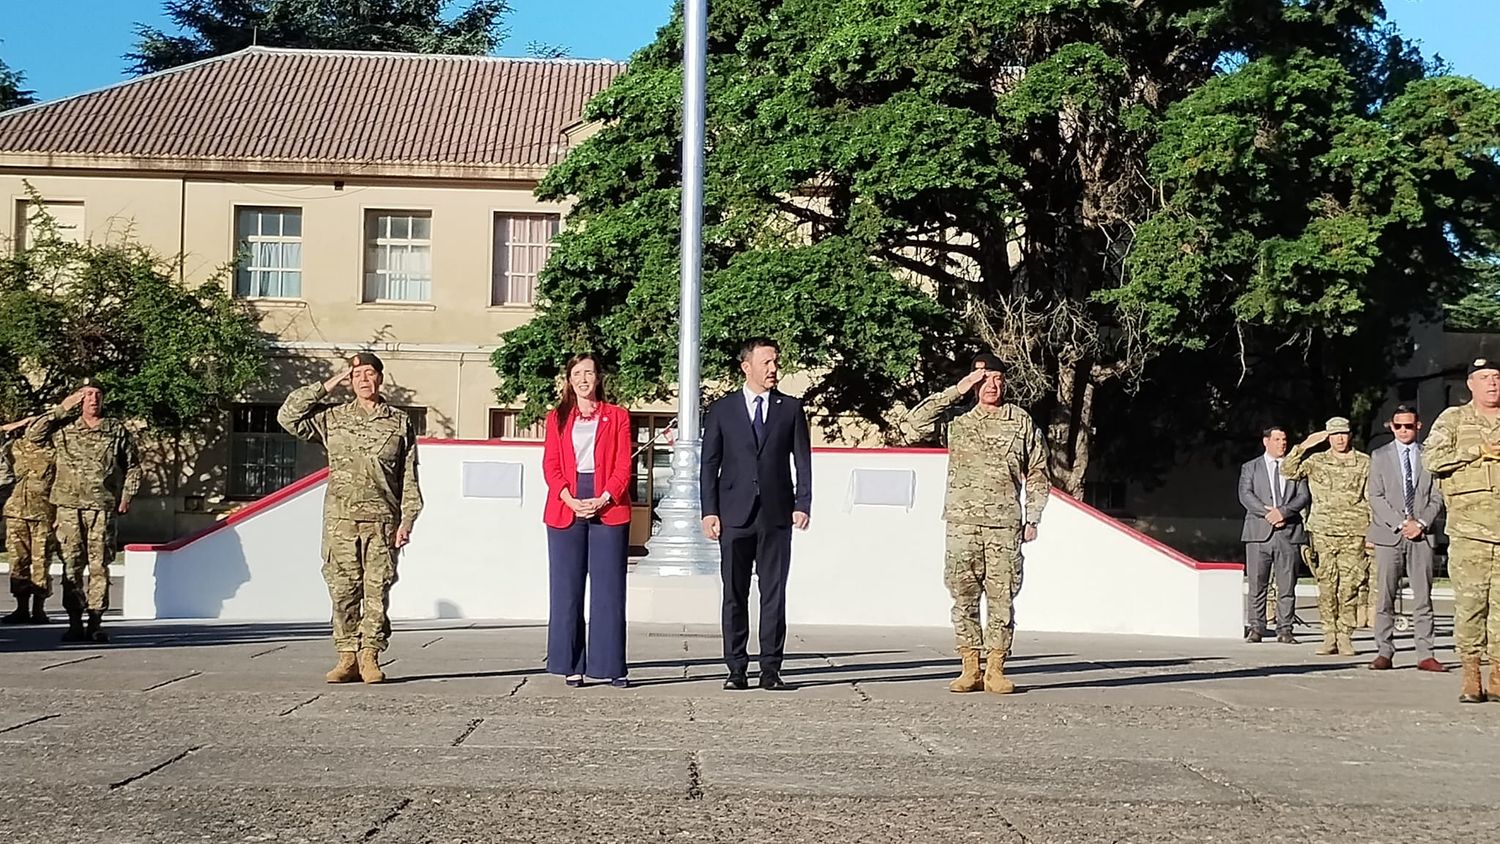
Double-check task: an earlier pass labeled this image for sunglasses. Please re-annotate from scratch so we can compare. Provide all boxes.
[1391,423,1417,430]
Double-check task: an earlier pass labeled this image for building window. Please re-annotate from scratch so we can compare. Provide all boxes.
[229,405,299,499]
[15,199,85,250]
[364,211,432,302]
[632,413,675,513]
[394,406,429,437]
[234,207,302,298]
[491,213,559,306]
[488,409,546,440]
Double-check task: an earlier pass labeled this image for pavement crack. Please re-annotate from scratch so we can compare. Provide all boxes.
[378,657,398,668]
[1179,760,1261,806]
[0,713,61,735]
[39,654,103,671]
[108,745,203,790]
[996,811,1032,844]
[361,796,413,841]
[685,699,697,723]
[143,671,201,692]
[685,751,704,800]
[506,676,529,697]
[278,694,322,717]
[249,645,287,659]
[451,718,484,747]
[900,726,936,756]
[420,636,443,649]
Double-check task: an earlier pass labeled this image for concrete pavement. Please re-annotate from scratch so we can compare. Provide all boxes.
[0,612,1496,843]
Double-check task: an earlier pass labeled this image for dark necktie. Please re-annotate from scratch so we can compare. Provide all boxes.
[1271,460,1282,506]
[752,395,765,447]
[1402,447,1416,518]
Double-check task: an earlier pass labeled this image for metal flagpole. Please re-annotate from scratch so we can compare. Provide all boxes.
[641,0,720,574]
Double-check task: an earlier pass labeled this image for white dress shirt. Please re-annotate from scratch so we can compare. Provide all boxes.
[743,385,770,423]
[1262,454,1284,505]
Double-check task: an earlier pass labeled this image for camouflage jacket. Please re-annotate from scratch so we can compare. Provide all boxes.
[2,436,55,520]
[1281,446,1371,537]
[0,439,13,505]
[897,386,1050,529]
[1422,402,1500,543]
[277,384,423,530]
[26,406,140,511]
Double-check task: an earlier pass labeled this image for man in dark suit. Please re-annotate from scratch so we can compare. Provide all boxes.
[700,337,813,691]
[1367,404,1446,672]
[1239,426,1311,643]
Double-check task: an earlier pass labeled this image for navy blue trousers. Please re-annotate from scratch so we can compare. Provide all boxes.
[546,472,629,678]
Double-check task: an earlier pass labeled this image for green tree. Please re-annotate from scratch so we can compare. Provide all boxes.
[0,200,267,435]
[492,0,1500,493]
[1,47,37,111]
[128,0,510,75]
[1446,259,1500,331]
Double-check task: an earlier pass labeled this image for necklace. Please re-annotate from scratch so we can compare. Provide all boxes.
[577,402,599,421]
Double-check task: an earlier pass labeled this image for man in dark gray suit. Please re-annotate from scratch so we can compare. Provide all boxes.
[1367,404,1446,672]
[1240,426,1310,643]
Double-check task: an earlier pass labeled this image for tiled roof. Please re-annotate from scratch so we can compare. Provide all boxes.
[0,47,624,171]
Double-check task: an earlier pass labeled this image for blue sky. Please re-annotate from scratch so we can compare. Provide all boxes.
[1,0,1496,102]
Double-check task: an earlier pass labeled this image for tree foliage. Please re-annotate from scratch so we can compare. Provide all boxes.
[491,0,1500,492]
[0,198,268,434]
[1,45,38,111]
[128,0,510,74]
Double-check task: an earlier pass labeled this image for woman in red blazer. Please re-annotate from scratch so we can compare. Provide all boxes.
[542,353,633,687]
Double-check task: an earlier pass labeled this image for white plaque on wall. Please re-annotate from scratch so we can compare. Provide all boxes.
[847,468,917,510]
[461,461,524,499]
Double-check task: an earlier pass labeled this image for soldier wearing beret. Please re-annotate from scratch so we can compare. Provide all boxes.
[25,380,140,642]
[278,353,423,684]
[1283,416,1371,655]
[897,352,1050,695]
[1423,357,1500,703]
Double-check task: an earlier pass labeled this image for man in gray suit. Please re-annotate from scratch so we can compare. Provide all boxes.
[1240,426,1311,643]
[1367,404,1446,672]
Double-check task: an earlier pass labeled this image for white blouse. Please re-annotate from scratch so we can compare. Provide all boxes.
[572,417,599,473]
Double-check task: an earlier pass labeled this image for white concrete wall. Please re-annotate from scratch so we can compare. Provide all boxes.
[123,442,1244,638]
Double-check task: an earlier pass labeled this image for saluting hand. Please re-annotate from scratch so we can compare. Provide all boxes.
[1299,431,1330,450]
[322,367,352,394]
[957,369,987,394]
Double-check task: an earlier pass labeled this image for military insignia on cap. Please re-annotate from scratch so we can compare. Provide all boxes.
[1478,359,1489,367]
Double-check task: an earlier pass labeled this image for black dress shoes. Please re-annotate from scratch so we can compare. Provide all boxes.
[723,673,749,691]
[758,671,790,691]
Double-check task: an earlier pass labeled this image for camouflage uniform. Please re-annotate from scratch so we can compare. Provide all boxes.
[278,383,422,654]
[1422,402,1500,666]
[3,437,57,599]
[899,386,1050,657]
[1282,445,1371,641]
[26,405,140,615]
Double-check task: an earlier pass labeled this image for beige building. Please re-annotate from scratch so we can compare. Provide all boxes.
[0,47,648,541]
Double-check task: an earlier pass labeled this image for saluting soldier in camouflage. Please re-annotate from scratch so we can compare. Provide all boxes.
[26,382,140,643]
[1423,357,1500,704]
[897,352,1050,695]
[2,415,55,625]
[1283,417,1371,656]
[279,352,422,685]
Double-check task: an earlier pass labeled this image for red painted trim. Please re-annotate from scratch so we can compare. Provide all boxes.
[415,436,946,454]
[1052,491,1243,572]
[124,468,329,553]
[418,437,545,447]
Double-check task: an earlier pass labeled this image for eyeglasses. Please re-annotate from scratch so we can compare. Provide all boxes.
[1391,423,1417,430]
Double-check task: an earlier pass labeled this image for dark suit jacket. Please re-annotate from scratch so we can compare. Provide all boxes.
[1239,455,1310,544]
[700,389,812,529]
[1366,442,1443,547]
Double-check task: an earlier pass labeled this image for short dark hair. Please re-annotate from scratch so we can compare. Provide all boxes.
[1262,425,1287,438]
[1391,404,1420,420]
[738,337,779,363]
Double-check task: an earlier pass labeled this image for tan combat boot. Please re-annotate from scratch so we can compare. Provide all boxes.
[1315,633,1337,656]
[357,648,386,684]
[325,652,359,684]
[1488,662,1500,704]
[1459,657,1484,704]
[947,648,984,693]
[1336,633,1357,656]
[983,651,1016,695]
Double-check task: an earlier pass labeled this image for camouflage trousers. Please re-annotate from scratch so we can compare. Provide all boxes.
[6,516,54,599]
[322,519,400,654]
[1449,536,1500,661]
[1310,533,1369,637]
[55,507,113,614]
[944,523,1023,656]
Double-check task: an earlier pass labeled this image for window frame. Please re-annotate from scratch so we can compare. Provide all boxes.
[362,209,434,304]
[232,205,304,299]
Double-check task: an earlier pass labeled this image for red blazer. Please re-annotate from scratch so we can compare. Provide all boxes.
[541,402,633,528]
